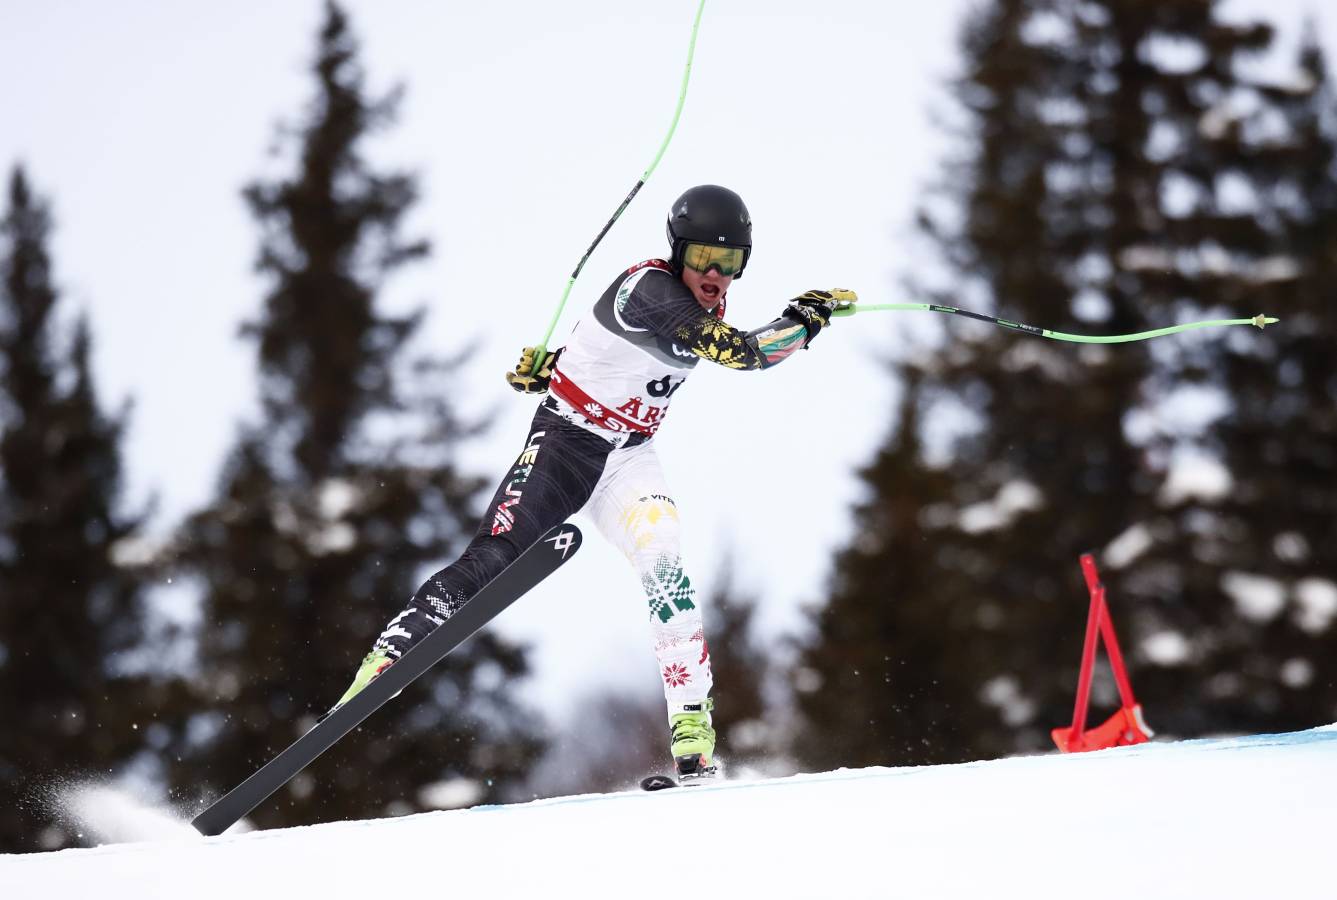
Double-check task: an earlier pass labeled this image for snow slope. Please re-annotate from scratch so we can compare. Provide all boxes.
[5,726,1334,899]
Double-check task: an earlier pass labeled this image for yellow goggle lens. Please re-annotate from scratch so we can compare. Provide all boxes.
[681,243,746,276]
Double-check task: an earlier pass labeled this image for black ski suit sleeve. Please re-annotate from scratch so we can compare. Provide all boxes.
[620,270,811,370]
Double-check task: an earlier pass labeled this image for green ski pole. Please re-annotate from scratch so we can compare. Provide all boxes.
[832,302,1278,344]
[531,0,708,365]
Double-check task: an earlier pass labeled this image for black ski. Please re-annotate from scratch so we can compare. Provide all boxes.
[640,767,719,792]
[640,774,680,791]
[191,523,583,836]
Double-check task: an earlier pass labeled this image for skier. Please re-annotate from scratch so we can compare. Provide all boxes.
[332,184,856,782]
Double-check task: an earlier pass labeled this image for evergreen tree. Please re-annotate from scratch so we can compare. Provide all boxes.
[795,0,1333,769]
[1147,29,1337,734]
[0,167,150,851]
[163,3,543,829]
[793,374,979,765]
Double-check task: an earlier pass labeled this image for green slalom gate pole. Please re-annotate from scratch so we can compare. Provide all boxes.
[831,303,1279,344]
[532,0,708,363]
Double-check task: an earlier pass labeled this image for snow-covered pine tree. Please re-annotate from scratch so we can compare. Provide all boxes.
[162,2,543,828]
[1147,29,1337,733]
[0,167,152,851]
[795,0,1334,767]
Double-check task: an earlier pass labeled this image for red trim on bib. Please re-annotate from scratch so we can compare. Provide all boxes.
[628,258,674,275]
[550,368,663,436]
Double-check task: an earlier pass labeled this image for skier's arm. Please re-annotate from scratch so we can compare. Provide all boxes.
[669,290,857,370]
[625,272,855,371]
[674,311,807,370]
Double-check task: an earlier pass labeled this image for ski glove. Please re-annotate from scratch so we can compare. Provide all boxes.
[784,289,858,343]
[505,346,561,395]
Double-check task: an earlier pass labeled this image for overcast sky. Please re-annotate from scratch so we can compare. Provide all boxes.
[2,0,1330,713]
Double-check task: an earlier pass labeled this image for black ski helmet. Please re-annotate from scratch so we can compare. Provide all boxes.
[665,184,752,278]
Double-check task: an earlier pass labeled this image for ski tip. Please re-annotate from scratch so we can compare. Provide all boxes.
[189,807,232,837]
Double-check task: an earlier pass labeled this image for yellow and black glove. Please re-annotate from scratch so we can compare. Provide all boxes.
[784,289,858,342]
[505,345,560,394]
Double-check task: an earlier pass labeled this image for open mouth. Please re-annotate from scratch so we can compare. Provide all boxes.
[700,283,720,300]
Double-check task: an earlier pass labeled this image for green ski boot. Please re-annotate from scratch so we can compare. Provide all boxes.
[669,699,717,783]
[322,648,395,720]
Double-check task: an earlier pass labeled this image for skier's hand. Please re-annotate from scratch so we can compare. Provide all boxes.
[784,289,858,343]
[505,346,560,395]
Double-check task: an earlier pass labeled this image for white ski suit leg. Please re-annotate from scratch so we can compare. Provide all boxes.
[585,440,713,720]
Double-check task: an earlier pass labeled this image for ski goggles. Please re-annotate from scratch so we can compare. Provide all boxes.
[680,242,748,277]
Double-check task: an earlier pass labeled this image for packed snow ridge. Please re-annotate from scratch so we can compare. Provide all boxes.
[5,725,1335,899]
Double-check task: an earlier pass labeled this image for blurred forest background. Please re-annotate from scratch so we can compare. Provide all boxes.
[2,0,1334,853]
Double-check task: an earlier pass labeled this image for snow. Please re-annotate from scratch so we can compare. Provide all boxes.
[1159,451,1233,504]
[1103,522,1154,569]
[56,786,199,846]
[1279,659,1315,689]
[5,726,1335,898]
[958,480,1044,533]
[1294,579,1337,633]
[1222,571,1287,622]
[1142,630,1193,666]
[979,675,1039,726]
